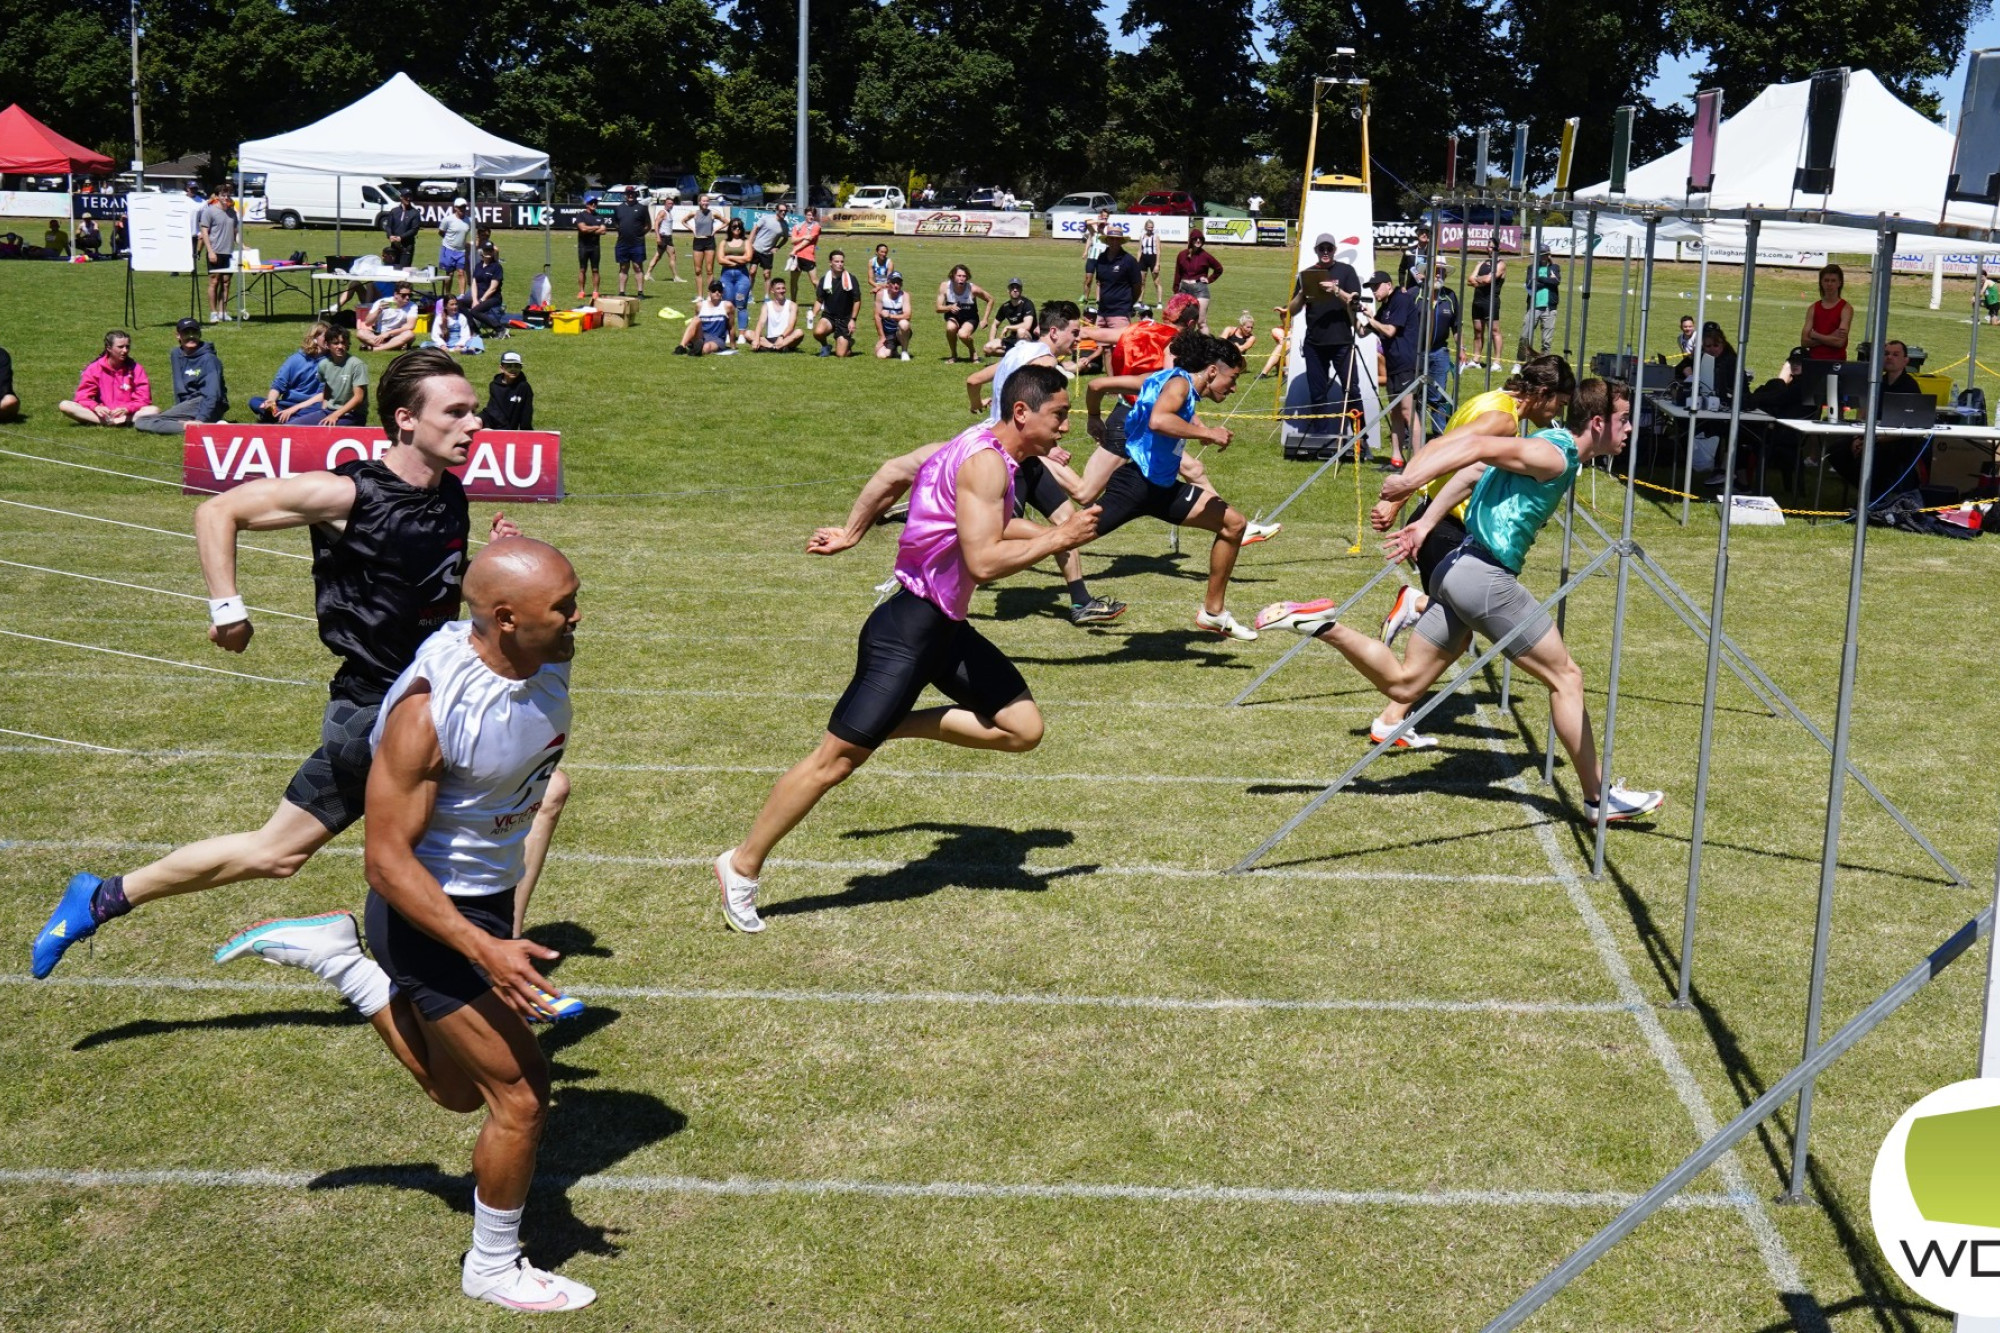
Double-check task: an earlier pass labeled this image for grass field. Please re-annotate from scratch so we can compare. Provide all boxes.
[1,227,1996,1331]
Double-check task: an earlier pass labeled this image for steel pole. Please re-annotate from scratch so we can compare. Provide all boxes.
[1615,234,1633,365]
[1589,215,1656,879]
[1542,479,1580,783]
[1785,220,1897,1203]
[1676,217,1761,1006]
[1574,210,1597,380]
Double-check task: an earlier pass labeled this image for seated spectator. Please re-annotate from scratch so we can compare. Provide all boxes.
[0,338,16,419]
[74,217,102,258]
[480,350,534,429]
[468,243,508,333]
[1679,322,1742,487]
[1223,309,1257,357]
[306,328,369,425]
[110,216,129,257]
[880,272,915,360]
[58,329,157,427]
[357,282,420,352]
[136,317,230,435]
[675,280,735,356]
[427,295,484,354]
[1828,339,1930,501]
[249,322,330,422]
[42,220,67,258]
[982,278,1036,356]
[750,277,803,351]
[0,232,22,259]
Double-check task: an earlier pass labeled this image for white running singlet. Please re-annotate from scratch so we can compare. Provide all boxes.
[369,621,571,896]
[987,339,1053,424]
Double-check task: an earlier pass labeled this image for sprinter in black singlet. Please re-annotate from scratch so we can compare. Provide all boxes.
[32,349,571,976]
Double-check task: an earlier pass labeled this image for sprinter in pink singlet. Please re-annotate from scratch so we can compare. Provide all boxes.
[713,363,1100,932]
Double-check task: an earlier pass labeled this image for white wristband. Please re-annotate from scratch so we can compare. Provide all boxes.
[208,595,249,627]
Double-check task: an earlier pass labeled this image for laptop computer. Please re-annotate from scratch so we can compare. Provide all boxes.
[1879,395,1938,429]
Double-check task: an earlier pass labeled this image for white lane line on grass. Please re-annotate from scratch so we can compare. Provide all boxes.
[0,836,1563,888]
[0,446,211,490]
[0,630,312,685]
[0,559,315,620]
[9,972,1632,1017]
[1480,708,1816,1309]
[0,728,138,754]
[0,497,311,560]
[0,1165,1751,1212]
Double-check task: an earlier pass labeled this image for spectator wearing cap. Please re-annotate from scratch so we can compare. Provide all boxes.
[877,271,914,360]
[984,278,1037,356]
[612,186,651,298]
[136,317,230,435]
[439,197,473,297]
[1362,269,1419,466]
[1518,244,1560,359]
[1283,232,1363,424]
[383,189,423,267]
[481,350,535,431]
[1093,227,1143,330]
[469,242,509,333]
[1173,230,1225,331]
[59,329,157,428]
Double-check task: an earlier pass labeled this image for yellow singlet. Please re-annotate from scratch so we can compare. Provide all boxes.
[1421,388,1525,519]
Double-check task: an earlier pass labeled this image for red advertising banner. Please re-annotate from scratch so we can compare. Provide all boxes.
[182,424,564,501]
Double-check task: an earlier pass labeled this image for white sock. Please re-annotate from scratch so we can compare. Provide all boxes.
[315,951,391,1018]
[469,1191,525,1278]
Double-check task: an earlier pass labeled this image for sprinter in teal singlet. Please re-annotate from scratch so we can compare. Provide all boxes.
[1256,374,1666,824]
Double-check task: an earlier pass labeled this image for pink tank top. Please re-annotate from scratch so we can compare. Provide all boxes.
[894,424,1017,620]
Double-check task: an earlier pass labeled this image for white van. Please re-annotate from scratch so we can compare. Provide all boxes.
[251,173,399,229]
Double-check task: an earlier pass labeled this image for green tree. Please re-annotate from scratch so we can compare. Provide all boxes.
[715,0,876,184]
[1116,0,1261,196]
[0,0,138,165]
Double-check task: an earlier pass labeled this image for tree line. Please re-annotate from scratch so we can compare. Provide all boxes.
[2,0,1985,214]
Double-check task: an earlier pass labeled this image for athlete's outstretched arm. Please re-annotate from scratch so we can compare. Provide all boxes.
[957,449,1098,583]
[1383,466,1485,561]
[364,685,560,1022]
[194,470,358,653]
[806,439,948,555]
[1381,421,1562,501]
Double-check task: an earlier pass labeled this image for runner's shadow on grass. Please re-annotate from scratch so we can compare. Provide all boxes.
[71,1008,359,1051]
[761,823,1092,917]
[308,1087,686,1268]
[1012,630,1253,669]
[522,921,614,982]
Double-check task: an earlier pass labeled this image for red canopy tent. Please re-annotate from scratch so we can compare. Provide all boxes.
[0,105,114,174]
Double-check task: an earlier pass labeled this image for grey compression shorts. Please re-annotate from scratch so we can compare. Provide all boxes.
[1411,543,1555,662]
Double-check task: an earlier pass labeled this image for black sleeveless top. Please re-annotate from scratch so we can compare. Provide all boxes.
[310,459,470,705]
[1472,260,1505,317]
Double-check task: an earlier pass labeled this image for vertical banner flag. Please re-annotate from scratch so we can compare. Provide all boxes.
[1445,134,1458,190]
[1475,128,1491,189]
[1795,67,1848,196]
[1688,90,1723,195]
[1555,118,1578,196]
[1609,106,1635,195]
[1509,123,1529,190]
[1948,49,2000,204]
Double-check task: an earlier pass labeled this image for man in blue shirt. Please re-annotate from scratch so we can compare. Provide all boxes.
[1257,373,1665,823]
[1363,269,1420,466]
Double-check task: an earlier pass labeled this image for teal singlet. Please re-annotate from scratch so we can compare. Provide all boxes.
[1463,426,1579,574]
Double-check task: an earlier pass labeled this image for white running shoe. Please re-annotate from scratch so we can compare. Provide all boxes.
[463,1253,597,1311]
[1380,585,1422,646]
[1243,520,1282,544]
[1194,608,1257,641]
[1369,717,1439,750]
[899,350,911,361]
[715,849,765,934]
[1253,598,1337,635]
[1584,781,1666,823]
[213,911,360,969]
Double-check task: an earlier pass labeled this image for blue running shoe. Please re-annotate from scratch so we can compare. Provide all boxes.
[529,985,586,1023]
[32,873,102,979]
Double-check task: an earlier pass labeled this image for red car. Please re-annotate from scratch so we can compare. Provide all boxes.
[1127,190,1199,216]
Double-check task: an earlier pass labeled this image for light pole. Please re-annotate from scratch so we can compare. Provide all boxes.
[129,0,144,188]
[795,0,809,212]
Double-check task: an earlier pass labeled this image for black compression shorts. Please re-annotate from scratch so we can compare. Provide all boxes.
[1012,456,1070,521]
[365,886,515,1022]
[1415,506,1468,595]
[282,698,379,834]
[1099,399,1132,460]
[1093,463,1203,537]
[827,590,1030,750]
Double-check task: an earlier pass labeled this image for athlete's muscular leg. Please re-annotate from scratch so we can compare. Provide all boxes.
[1311,620,1464,705]
[421,993,552,1209]
[889,694,1041,752]
[1507,627,1600,802]
[1077,448,1127,504]
[121,800,339,905]
[511,768,570,937]
[1178,491,1247,616]
[733,733,875,879]
[371,996,483,1113]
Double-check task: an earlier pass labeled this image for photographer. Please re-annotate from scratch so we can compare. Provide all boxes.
[1285,233,1363,423]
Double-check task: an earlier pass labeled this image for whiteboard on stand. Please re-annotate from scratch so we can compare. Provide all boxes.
[127,194,204,274]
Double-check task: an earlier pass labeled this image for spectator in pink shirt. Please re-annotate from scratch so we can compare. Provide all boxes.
[58,330,158,427]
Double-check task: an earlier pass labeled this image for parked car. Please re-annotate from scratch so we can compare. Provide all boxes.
[1129,190,1199,216]
[707,176,764,205]
[847,184,907,210]
[414,180,460,199]
[963,187,1035,211]
[591,184,668,205]
[925,188,967,210]
[1047,191,1117,217]
[774,185,837,210]
[251,173,400,229]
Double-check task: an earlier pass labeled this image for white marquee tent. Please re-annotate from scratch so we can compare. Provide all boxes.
[1575,70,2000,256]
[239,72,547,179]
